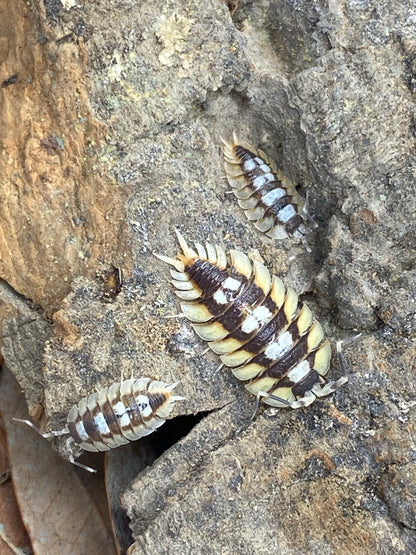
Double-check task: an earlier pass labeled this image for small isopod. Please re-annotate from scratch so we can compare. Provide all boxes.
[223,136,315,251]
[156,231,348,411]
[15,378,184,472]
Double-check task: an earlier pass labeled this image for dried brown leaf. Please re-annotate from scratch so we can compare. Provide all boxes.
[1,367,116,555]
[0,418,30,554]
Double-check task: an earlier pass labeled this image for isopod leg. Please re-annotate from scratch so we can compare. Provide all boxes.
[14,418,97,473]
[282,390,316,409]
[66,437,97,473]
[250,390,292,421]
[312,376,348,398]
[256,390,318,411]
[250,392,263,421]
[311,334,361,398]
[13,418,69,438]
[336,333,362,375]
[300,234,312,253]
[164,313,186,319]
[302,192,318,229]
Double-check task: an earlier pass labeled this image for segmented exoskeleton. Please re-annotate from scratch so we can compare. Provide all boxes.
[223,136,315,251]
[15,378,184,472]
[157,231,347,410]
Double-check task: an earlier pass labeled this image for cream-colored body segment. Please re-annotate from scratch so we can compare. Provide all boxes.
[157,231,347,411]
[15,378,185,472]
[223,136,314,250]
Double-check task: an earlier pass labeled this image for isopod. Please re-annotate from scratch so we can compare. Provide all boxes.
[223,136,315,251]
[156,231,348,411]
[15,378,184,472]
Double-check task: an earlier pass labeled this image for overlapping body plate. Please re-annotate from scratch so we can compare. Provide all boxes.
[223,138,313,251]
[66,378,180,452]
[158,231,346,409]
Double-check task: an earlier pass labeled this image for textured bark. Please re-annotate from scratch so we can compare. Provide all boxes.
[1,0,416,553]
[0,0,130,315]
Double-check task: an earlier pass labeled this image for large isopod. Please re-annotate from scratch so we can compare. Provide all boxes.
[157,231,348,411]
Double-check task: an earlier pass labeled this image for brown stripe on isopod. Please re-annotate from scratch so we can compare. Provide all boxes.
[222,135,316,251]
[155,230,347,410]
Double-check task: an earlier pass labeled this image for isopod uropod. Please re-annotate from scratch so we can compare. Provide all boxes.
[157,231,347,410]
[15,378,184,472]
[223,136,315,251]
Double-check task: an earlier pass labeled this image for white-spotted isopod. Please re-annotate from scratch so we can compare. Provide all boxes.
[156,231,348,411]
[15,378,184,472]
[223,136,316,251]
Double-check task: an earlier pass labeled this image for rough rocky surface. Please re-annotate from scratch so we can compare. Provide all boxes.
[1,0,416,553]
